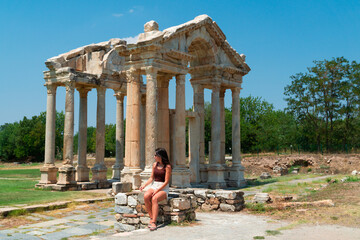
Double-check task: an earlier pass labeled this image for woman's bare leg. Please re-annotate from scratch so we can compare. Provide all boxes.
[144,189,155,222]
[151,191,167,226]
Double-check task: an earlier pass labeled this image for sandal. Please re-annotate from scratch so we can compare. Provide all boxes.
[149,222,157,231]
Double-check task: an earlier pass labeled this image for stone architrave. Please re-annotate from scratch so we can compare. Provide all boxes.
[57,81,76,186]
[207,84,226,189]
[172,74,191,188]
[192,83,207,183]
[112,90,125,181]
[76,87,91,182]
[91,86,108,183]
[122,68,142,189]
[39,84,58,184]
[140,67,158,184]
[229,87,246,187]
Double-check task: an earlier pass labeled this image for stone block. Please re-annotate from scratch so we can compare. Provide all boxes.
[127,217,140,224]
[206,197,220,205]
[115,214,122,221]
[215,190,238,200]
[135,204,147,213]
[115,205,136,214]
[260,172,272,179]
[137,192,145,204]
[114,222,135,232]
[98,181,111,189]
[170,213,186,223]
[252,193,272,204]
[128,196,137,207]
[162,205,171,212]
[194,189,207,199]
[140,216,151,224]
[225,199,242,204]
[158,199,168,205]
[170,198,191,210]
[115,193,127,205]
[112,182,132,194]
[219,203,236,212]
[201,203,213,211]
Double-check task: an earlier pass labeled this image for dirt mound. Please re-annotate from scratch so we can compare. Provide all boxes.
[242,154,360,176]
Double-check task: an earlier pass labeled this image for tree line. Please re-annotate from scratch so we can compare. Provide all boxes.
[0,57,359,162]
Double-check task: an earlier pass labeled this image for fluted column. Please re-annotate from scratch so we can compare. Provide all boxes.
[122,68,142,189]
[39,84,58,185]
[220,88,226,166]
[112,90,125,180]
[207,83,226,189]
[229,87,246,187]
[140,94,146,170]
[192,83,207,183]
[76,87,91,182]
[172,74,191,187]
[156,75,171,156]
[57,81,76,186]
[140,67,158,183]
[91,86,108,184]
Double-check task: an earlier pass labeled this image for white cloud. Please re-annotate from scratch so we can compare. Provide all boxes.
[112,13,124,17]
[129,9,134,13]
[122,34,140,44]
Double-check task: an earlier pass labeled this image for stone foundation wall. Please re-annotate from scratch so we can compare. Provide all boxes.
[114,189,244,232]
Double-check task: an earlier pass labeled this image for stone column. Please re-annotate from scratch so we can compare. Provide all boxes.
[112,90,125,181]
[157,75,171,156]
[122,68,142,189]
[189,114,200,184]
[57,81,76,186]
[91,86,108,185]
[39,84,58,185]
[76,87,91,182]
[172,74,191,188]
[192,83,207,183]
[140,94,146,170]
[229,87,246,187]
[140,67,158,184]
[207,84,226,189]
[220,88,226,166]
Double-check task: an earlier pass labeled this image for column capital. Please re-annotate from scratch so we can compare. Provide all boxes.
[176,74,186,84]
[126,68,141,83]
[232,87,241,95]
[96,86,106,96]
[144,66,158,75]
[192,83,204,93]
[114,90,126,101]
[64,81,75,91]
[77,87,92,98]
[45,84,57,94]
[212,83,221,92]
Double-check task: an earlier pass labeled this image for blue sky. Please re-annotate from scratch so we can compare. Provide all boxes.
[1,0,359,127]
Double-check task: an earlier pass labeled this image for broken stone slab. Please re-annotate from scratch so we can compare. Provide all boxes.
[115,205,136,214]
[260,172,272,179]
[215,190,243,200]
[252,193,272,204]
[282,199,335,208]
[170,198,191,210]
[114,222,136,232]
[112,182,132,194]
[351,170,358,176]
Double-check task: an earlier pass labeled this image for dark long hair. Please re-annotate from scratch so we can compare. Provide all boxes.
[155,148,170,167]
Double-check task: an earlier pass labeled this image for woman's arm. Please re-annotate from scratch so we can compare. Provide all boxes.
[152,165,172,196]
[139,163,156,191]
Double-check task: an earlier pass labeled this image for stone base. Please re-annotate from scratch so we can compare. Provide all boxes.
[39,166,58,184]
[140,168,152,186]
[76,165,90,182]
[171,168,191,188]
[121,167,142,190]
[57,165,76,186]
[207,164,226,189]
[111,165,123,181]
[79,182,98,190]
[227,164,246,188]
[112,182,132,194]
[91,163,108,182]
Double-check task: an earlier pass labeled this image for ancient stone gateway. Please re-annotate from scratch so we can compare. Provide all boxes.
[38,15,250,191]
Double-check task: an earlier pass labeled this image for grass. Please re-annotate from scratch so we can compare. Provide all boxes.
[265,230,281,236]
[253,236,265,239]
[0,168,107,207]
[0,169,40,179]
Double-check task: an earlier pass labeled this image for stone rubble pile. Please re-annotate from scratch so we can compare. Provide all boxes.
[114,188,245,232]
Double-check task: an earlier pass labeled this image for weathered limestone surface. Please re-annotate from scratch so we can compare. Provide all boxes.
[41,15,250,191]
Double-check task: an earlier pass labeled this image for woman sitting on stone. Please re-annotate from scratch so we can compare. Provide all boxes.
[139,147,172,231]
